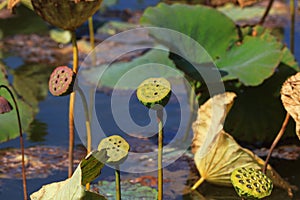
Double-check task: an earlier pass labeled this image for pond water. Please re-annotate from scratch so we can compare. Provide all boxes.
[1,0,300,199]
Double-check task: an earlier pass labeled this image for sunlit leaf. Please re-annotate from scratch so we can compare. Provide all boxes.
[281,72,300,140]
[30,150,108,200]
[191,93,295,196]
[216,36,282,86]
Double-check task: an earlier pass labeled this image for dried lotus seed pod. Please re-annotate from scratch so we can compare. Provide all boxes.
[0,96,13,114]
[98,135,129,165]
[49,66,75,96]
[31,0,102,31]
[136,77,171,109]
[231,167,273,199]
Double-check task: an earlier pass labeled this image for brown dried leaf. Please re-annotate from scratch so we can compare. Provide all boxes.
[281,72,300,140]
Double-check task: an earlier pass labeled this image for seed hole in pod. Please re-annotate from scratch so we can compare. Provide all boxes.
[57,75,60,78]
[238,170,242,173]
[118,141,121,143]
[256,174,261,178]
[253,183,259,188]
[246,179,251,183]
[256,188,261,193]
[55,80,58,84]
[262,186,266,191]
[109,139,112,141]
[156,85,159,87]
[114,142,117,145]
[112,147,115,149]
[154,80,157,83]
[62,70,65,73]
[243,173,248,177]
[251,176,256,181]
[117,149,119,152]
[54,88,57,91]
[154,92,158,95]
[65,78,68,82]
[246,184,252,189]
[259,180,264,184]
[239,180,245,184]
[235,174,241,178]
[117,145,120,148]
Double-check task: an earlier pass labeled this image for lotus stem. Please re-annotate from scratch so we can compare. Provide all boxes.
[191,177,205,191]
[115,165,121,200]
[157,108,164,200]
[68,30,79,177]
[290,0,295,53]
[258,0,274,25]
[76,86,92,190]
[0,85,27,200]
[263,113,290,173]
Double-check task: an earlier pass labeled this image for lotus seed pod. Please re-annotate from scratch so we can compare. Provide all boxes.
[231,167,273,199]
[49,66,75,96]
[136,77,171,109]
[31,0,102,30]
[98,135,129,165]
[0,96,13,114]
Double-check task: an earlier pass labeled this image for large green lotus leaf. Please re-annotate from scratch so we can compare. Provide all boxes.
[140,3,238,61]
[0,62,34,143]
[192,93,295,196]
[224,65,297,142]
[81,48,182,90]
[216,36,282,86]
[11,63,53,112]
[30,150,108,200]
[95,180,158,200]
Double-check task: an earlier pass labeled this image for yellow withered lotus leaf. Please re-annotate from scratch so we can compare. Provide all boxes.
[281,72,300,140]
[191,92,295,197]
[191,92,236,154]
[31,0,102,30]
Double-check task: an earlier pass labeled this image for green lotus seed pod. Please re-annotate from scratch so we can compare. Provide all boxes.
[0,96,12,114]
[136,77,171,109]
[31,0,102,31]
[48,66,75,96]
[98,135,130,165]
[231,167,273,199]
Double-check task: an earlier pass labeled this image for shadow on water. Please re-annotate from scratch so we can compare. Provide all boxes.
[0,1,300,199]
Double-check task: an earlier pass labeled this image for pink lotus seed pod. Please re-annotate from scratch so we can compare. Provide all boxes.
[0,96,13,114]
[48,66,76,96]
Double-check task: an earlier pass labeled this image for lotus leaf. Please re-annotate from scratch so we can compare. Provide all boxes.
[30,149,108,200]
[191,93,295,197]
[281,72,300,140]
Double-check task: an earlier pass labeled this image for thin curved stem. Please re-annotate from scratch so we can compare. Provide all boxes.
[263,113,290,173]
[0,85,27,200]
[191,177,205,191]
[76,86,92,191]
[68,30,79,177]
[157,109,163,200]
[258,0,275,25]
[115,165,121,200]
[88,16,96,65]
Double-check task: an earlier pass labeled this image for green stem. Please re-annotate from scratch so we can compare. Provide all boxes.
[157,109,163,200]
[0,85,27,200]
[88,16,97,65]
[76,86,92,190]
[115,166,121,200]
[68,30,79,177]
[263,113,290,173]
[290,0,295,53]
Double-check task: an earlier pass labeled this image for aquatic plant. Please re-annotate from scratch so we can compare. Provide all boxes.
[231,167,273,199]
[31,0,103,177]
[98,135,130,200]
[136,77,171,200]
[0,85,28,200]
